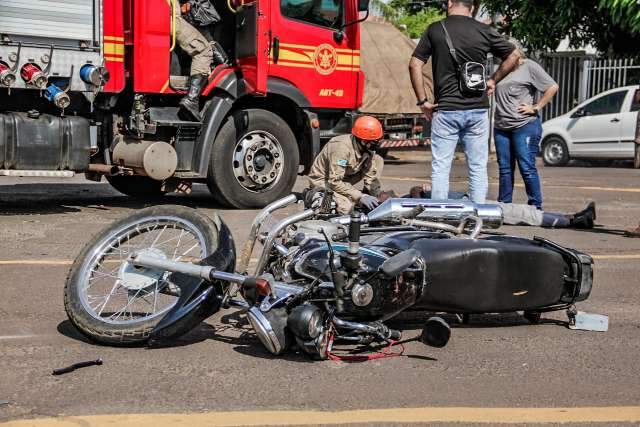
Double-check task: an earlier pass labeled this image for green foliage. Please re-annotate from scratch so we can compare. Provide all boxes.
[482,0,640,55]
[600,0,640,33]
[371,0,444,38]
[396,8,446,38]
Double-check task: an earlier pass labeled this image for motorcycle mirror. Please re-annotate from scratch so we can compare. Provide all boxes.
[420,316,451,348]
[380,248,420,277]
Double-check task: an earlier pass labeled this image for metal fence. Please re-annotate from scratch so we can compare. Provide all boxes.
[536,53,640,121]
[582,58,640,100]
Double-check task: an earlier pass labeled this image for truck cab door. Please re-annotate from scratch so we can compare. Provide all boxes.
[236,0,271,95]
[268,0,360,109]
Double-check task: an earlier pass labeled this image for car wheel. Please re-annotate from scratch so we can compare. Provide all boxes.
[542,137,570,166]
[634,143,640,169]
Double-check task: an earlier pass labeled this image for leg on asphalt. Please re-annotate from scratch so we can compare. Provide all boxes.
[513,118,544,209]
[460,109,490,204]
[494,128,515,203]
[430,111,462,200]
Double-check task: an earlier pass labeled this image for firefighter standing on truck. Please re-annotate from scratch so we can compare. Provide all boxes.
[307,116,385,214]
[174,0,218,121]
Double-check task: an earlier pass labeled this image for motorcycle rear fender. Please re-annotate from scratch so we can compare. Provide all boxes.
[150,218,237,341]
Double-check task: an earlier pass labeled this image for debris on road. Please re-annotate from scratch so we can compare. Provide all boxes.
[52,358,103,376]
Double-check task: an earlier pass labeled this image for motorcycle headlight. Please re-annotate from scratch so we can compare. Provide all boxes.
[247,306,289,355]
[287,304,323,340]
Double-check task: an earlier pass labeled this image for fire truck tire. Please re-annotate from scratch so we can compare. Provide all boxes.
[106,175,167,198]
[207,109,299,208]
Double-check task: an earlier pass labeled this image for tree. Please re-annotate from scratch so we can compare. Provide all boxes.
[371,0,444,38]
[397,8,446,38]
[602,0,640,33]
[481,0,640,55]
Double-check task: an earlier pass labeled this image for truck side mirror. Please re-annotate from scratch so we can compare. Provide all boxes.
[358,0,370,12]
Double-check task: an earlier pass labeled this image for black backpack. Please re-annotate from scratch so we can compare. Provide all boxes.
[184,0,221,27]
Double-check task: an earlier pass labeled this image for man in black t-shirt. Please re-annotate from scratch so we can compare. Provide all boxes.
[408,0,519,203]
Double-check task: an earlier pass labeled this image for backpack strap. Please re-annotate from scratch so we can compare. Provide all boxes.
[440,21,459,66]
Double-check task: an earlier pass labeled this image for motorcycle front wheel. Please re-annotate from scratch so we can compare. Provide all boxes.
[64,205,221,345]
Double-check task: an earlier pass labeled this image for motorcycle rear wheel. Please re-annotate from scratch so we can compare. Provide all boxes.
[64,205,220,345]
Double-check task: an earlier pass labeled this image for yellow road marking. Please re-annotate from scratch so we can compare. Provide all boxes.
[593,254,640,260]
[3,407,640,426]
[383,176,640,193]
[0,260,72,266]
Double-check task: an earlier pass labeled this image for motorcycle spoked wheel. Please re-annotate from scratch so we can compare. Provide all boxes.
[64,205,220,346]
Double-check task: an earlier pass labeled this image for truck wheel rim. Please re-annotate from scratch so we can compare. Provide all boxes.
[233,131,284,193]
[546,141,564,163]
[77,216,208,325]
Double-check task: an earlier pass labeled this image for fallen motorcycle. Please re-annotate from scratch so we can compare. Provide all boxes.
[64,195,596,358]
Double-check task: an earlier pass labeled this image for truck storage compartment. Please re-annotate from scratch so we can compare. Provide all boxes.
[0,0,100,42]
[0,112,91,171]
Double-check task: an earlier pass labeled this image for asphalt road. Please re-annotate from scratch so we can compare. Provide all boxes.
[1,153,639,425]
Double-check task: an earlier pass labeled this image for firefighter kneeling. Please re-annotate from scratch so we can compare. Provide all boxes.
[307,116,385,214]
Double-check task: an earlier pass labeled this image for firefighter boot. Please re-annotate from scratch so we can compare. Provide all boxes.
[211,41,229,66]
[179,75,206,122]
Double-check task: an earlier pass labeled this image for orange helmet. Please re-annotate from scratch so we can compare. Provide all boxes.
[352,116,383,141]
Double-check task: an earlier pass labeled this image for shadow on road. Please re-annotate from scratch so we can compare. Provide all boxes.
[0,183,230,215]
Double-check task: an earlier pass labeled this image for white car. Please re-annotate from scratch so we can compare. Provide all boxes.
[541,85,639,166]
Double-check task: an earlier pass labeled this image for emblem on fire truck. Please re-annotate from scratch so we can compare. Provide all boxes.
[313,44,338,75]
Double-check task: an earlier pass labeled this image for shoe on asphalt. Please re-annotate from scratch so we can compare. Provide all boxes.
[571,210,594,229]
[624,225,640,238]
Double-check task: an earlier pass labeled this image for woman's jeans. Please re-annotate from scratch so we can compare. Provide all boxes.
[494,118,543,209]
[431,109,490,203]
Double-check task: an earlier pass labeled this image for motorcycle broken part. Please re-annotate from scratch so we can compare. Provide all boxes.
[52,358,103,375]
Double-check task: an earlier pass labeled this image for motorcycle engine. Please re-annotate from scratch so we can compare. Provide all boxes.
[286,220,346,246]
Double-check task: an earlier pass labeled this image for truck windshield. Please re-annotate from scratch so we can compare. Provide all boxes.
[281,0,344,30]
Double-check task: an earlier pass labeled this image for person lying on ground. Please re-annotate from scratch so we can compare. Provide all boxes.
[407,185,595,229]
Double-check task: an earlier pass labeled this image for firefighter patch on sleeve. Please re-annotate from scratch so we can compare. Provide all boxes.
[336,159,348,167]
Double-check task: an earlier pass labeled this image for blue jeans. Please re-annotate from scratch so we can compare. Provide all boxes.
[494,118,543,209]
[430,109,490,203]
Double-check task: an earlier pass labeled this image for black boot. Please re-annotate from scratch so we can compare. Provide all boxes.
[570,201,596,229]
[211,41,229,66]
[179,75,206,122]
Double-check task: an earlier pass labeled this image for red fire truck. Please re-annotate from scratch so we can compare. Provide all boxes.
[0,0,368,207]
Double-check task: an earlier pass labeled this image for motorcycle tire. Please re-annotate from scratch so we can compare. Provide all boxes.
[64,205,221,346]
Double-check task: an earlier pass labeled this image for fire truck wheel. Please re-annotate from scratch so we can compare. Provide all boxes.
[207,109,299,208]
[106,175,167,198]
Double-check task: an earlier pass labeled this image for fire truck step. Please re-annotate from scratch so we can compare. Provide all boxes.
[169,76,190,91]
[149,107,203,126]
[0,170,75,178]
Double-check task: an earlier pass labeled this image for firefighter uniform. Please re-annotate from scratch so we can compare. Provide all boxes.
[174,3,213,76]
[308,134,384,214]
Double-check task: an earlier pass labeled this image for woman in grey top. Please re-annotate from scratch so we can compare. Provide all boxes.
[494,44,559,209]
